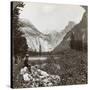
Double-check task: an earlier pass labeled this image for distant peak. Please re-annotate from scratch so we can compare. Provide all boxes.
[68,21,75,26]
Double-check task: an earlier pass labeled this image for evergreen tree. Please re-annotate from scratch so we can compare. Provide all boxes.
[70,32,74,49]
[11,2,28,63]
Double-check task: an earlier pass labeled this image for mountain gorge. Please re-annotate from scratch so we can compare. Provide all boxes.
[19,19,75,52]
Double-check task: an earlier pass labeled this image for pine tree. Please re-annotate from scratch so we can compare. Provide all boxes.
[70,32,74,49]
[11,2,28,63]
[39,44,42,56]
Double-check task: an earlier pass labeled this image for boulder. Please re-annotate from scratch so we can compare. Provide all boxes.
[19,65,61,87]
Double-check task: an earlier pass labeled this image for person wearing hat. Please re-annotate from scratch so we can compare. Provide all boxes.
[24,54,31,72]
[24,54,29,67]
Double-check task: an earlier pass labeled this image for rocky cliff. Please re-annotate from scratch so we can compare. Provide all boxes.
[19,19,75,52]
[53,6,87,53]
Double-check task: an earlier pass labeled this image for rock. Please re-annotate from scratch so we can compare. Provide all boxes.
[20,66,28,75]
[19,65,61,87]
[23,73,31,81]
[37,69,49,77]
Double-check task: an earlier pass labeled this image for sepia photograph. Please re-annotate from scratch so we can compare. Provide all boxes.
[11,1,88,88]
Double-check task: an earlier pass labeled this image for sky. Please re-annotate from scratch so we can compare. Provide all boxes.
[19,2,85,34]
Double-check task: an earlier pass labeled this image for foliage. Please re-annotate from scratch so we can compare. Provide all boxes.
[11,2,28,60]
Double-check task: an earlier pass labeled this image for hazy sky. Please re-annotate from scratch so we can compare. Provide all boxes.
[19,2,85,34]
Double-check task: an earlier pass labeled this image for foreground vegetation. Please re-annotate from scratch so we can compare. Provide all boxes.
[12,48,87,88]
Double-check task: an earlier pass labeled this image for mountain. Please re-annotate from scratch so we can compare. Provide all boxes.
[19,19,49,52]
[19,19,75,52]
[53,6,87,53]
[48,21,75,50]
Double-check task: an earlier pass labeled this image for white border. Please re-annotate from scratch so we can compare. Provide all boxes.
[0,0,89,90]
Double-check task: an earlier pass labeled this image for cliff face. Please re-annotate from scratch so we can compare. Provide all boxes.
[19,19,51,52]
[19,19,61,52]
[19,19,75,52]
[53,6,88,53]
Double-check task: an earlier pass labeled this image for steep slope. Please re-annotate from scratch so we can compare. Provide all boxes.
[48,21,75,50]
[19,19,75,52]
[19,19,49,52]
[53,6,87,53]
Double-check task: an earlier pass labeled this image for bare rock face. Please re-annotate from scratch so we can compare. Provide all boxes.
[19,19,75,52]
[19,19,60,52]
[53,6,87,53]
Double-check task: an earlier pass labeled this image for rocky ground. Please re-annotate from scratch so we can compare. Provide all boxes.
[13,65,60,88]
